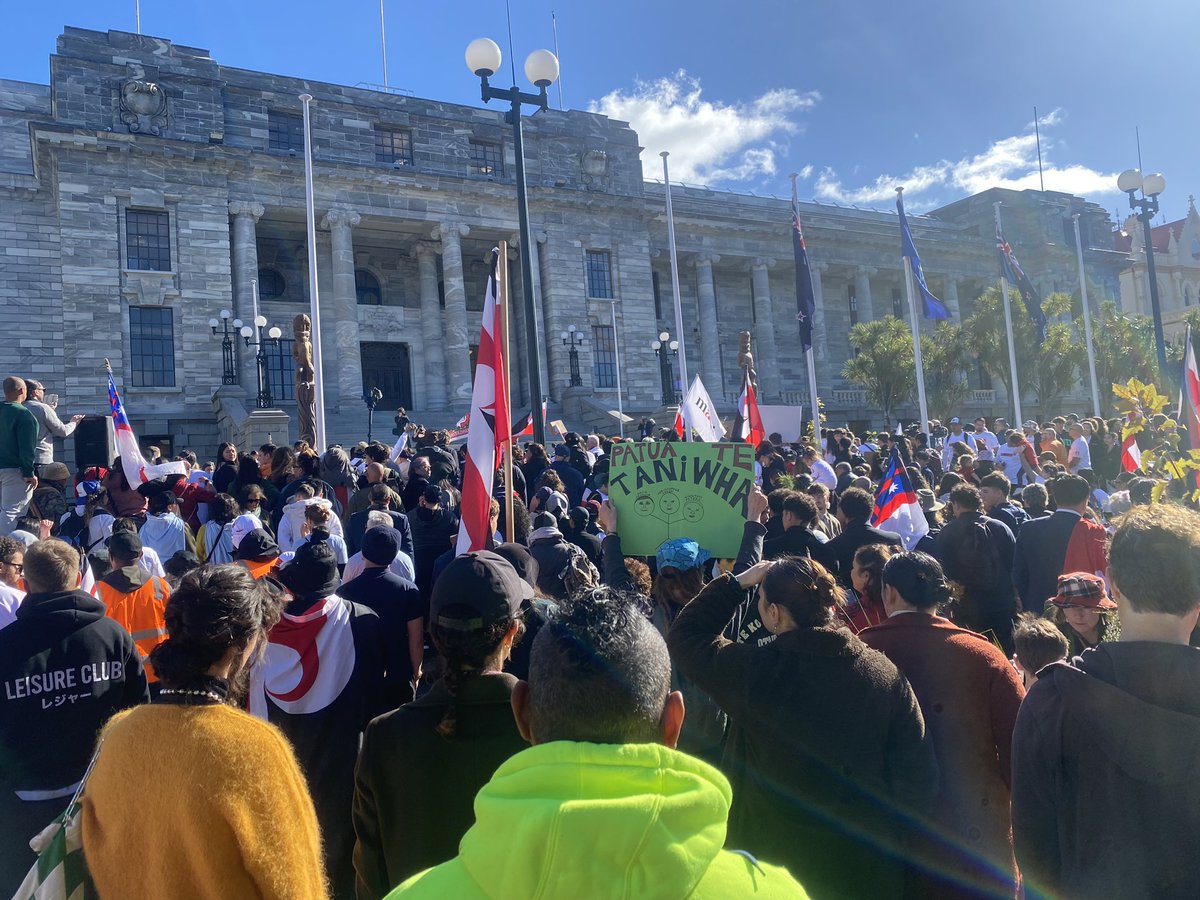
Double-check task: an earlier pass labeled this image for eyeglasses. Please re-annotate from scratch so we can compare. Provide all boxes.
[2,561,22,572]
[245,498,262,505]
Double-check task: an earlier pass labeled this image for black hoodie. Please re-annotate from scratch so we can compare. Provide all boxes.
[0,589,147,894]
[1013,641,1200,900]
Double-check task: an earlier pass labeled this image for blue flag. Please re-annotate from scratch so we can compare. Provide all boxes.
[897,196,950,320]
[792,193,817,352]
[997,229,1048,344]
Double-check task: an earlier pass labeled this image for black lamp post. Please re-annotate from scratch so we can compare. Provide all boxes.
[209,308,240,385]
[650,330,679,406]
[466,38,560,446]
[1118,168,1169,377]
[240,316,285,409]
[363,386,383,444]
[561,324,585,387]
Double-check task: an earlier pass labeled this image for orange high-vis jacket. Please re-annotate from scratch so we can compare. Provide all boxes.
[98,574,170,682]
[238,558,279,581]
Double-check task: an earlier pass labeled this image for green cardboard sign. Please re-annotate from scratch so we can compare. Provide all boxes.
[608,441,755,558]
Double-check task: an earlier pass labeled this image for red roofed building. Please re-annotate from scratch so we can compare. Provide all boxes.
[1117,196,1200,339]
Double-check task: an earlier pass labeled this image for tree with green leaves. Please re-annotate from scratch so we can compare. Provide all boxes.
[964,287,1083,416]
[1074,300,1160,411]
[920,320,971,422]
[842,316,916,424]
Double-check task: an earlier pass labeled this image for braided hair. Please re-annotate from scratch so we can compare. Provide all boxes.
[430,607,523,739]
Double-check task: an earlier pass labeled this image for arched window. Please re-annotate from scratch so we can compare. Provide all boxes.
[356,269,382,306]
[257,267,286,300]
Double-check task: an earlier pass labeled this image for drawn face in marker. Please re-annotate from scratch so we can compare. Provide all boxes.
[634,495,655,516]
[658,491,680,515]
[683,500,704,523]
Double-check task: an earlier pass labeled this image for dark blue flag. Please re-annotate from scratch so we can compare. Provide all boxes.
[897,196,950,320]
[997,229,1048,344]
[792,193,817,351]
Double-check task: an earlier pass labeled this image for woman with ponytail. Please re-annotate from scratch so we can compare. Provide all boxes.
[353,551,529,897]
[668,555,938,900]
[82,565,327,900]
[860,551,1025,899]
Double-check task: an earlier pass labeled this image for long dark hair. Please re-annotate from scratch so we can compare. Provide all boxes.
[760,557,843,628]
[430,608,522,738]
[881,551,953,612]
[149,565,283,703]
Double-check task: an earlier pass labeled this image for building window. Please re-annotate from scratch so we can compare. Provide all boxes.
[592,325,617,388]
[586,250,613,298]
[375,127,413,166]
[847,283,858,326]
[266,343,295,401]
[125,209,171,272]
[469,140,503,176]
[356,270,383,306]
[257,267,286,300]
[129,307,175,387]
[652,271,663,320]
[268,111,304,152]
[892,287,903,318]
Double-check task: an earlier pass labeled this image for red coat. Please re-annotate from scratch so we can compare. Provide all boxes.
[861,612,1025,897]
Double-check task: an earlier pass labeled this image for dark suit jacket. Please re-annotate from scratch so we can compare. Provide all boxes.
[1012,510,1084,611]
[763,526,837,573]
[345,508,414,559]
[826,520,903,586]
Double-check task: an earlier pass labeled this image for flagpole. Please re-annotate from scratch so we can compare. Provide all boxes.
[499,241,515,544]
[792,174,822,441]
[1072,214,1102,417]
[897,188,931,436]
[609,299,625,437]
[300,93,327,451]
[661,151,692,441]
[994,201,1023,426]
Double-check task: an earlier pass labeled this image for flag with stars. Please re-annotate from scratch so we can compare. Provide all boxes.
[997,229,1048,343]
[898,194,949,319]
[456,248,509,555]
[107,365,187,486]
[871,446,929,550]
[792,184,817,352]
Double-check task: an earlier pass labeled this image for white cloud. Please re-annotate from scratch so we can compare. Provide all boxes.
[588,70,819,185]
[814,109,1121,210]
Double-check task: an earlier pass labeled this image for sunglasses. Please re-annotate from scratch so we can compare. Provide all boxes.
[245,498,263,505]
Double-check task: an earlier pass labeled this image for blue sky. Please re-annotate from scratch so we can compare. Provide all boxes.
[6,0,1197,219]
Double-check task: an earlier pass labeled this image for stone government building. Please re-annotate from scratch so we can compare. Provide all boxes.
[0,27,1130,457]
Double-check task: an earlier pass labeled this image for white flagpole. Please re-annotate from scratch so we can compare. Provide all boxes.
[994,201,1023,426]
[792,174,822,441]
[661,151,692,441]
[300,93,327,451]
[898,188,930,436]
[379,0,389,90]
[135,0,141,34]
[1073,214,1102,418]
[609,299,625,437]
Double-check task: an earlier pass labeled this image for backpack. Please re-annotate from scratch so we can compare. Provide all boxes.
[28,486,68,531]
[953,518,1002,590]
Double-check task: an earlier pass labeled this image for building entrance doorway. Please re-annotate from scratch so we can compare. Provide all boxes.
[360,342,413,409]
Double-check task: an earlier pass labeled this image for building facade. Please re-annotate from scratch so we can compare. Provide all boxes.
[1115,197,1200,340]
[0,27,1131,455]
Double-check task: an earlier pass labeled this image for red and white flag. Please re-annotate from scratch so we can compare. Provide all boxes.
[1121,413,1142,473]
[734,370,765,448]
[872,447,929,550]
[106,366,186,485]
[1181,331,1200,450]
[512,400,547,439]
[456,249,509,555]
[679,375,727,442]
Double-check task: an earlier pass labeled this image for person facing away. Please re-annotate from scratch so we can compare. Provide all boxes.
[860,552,1025,898]
[353,551,531,899]
[97,529,172,690]
[83,565,327,900]
[1012,503,1200,900]
[1010,612,1069,691]
[139,489,196,561]
[390,587,809,899]
[824,486,903,588]
[0,539,148,896]
[668,556,937,900]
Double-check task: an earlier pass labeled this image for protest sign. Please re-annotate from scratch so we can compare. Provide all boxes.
[608,441,755,557]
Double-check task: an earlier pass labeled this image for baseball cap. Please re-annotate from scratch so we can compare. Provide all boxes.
[949,417,961,425]
[230,514,261,550]
[361,526,401,566]
[1022,420,1039,429]
[431,551,532,631]
[553,443,571,459]
[107,530,142,560]
[492,542,539,590]
[1051,572,1116,610]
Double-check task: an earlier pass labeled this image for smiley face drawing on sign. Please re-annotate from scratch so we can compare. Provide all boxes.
[634,494,655,517]
[658,489,681,516]
[682,496,705,524]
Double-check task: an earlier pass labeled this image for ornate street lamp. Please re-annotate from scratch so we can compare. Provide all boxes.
[240,316,285,409]
[650,330,679,406]
[209,308,240,385]
[1118,168,1169,376]
[561,324,585,387]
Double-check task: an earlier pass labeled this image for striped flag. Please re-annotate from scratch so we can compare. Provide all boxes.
[1181,330,1200,451]
[512,400,547,439]
[871,447,929,550]
[456,249,509,555]
[733,369,765,448]
[106,366,186,486]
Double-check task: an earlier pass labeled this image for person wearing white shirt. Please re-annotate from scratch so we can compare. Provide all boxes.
[1067,424,1091,473]
[972,417,999,462]
[801,446,838,489]
[940,418,977,471]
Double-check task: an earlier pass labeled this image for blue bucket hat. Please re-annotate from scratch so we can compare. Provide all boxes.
[656,538,710,573]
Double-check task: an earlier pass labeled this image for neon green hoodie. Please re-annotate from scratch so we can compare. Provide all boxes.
[388,741,808,899]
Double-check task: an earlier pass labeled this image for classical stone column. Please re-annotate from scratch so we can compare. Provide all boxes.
[433,222,472,403]
[945,276,961,321]
[855,266,876,322]
[751,258,778,400]
[693,252,722,393]
[320,208,363,404]
[812,261,829,364]
[415,241,448,410]
[229,200,265,391]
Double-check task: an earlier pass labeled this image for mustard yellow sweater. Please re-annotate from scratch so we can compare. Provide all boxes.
[83,703,327,900]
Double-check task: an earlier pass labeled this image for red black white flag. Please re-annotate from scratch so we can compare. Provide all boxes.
[733,370,765,448]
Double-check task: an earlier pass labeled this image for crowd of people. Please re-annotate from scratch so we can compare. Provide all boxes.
[2,373,1200,899]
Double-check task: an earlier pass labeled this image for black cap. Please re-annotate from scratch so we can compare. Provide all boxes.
[431,551,532,632]
[107,530,142,560]
[492,542,539,591]
[361,526,400,566]
[279,536,340,601]
[553,443,571,458]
